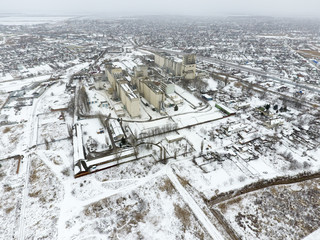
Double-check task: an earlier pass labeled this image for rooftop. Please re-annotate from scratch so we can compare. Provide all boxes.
[145,81,163,94]
[121,83,138,99]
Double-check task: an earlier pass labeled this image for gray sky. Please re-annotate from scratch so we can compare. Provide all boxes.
[2,0,320,17]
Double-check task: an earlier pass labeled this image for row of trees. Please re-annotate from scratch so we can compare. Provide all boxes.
[140,123,178,138]
[78,86,90,115]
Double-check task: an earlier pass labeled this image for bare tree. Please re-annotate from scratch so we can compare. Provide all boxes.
[200,140,204,154]
[78,86,90,114]
[67,97,75,115]
[259,91,266,100]
[98,113,107,127]
[133,146,138,159]
[128,134,138,159]
[163,148,167,164]
[184,145,188,157]
[246,82,254,96]
[224,76,229,86]
[174,150,177,159]
[67,124,73,138]
[114,147,121,164]
[44,138,50,150]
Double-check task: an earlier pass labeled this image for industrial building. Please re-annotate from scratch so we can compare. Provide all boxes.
[73,123,87,176]
[119,83,140,117]
[139,81,164,111]
[134,65,148,79]
[154,52,196,80]
[133,65,148,89]
[215,103,236,116]
[106,66,140,117]
[160,80,175,95]
[106,67,122,90]
[133,65,165,111]
[182,54,197,80]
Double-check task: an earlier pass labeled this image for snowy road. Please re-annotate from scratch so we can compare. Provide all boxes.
[166,168,225,240]
[28,86,49,148]
[17,83,53,240]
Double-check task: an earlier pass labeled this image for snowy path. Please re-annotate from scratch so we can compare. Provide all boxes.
[17,96,40,240]
[28,87,48,148]
[17,84,52,240]
[166,168,225,240]
[17,154,31,240]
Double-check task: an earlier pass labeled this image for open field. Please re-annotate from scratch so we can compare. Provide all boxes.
[64,175,210,240]
[215,178,320,240]
[298,50,320,58]
[0,124,26,156]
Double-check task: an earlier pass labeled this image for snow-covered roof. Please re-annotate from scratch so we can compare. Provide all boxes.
[121,83,138,99]
[110,120,124,139]
[166,135,183,142]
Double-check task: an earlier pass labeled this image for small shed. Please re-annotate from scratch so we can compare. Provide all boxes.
[215,103,236,115]
[110,119,124,141]
[166,135,183,143]
[202,94,213,101]
[114,104,125,117]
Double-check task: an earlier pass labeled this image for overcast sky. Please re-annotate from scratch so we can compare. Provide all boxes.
[2,0,320,17]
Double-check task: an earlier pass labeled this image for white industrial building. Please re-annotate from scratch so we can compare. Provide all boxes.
[106,66,140,117]
[154,52,196,80]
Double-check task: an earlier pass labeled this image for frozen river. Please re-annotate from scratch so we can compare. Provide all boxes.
[0,14,75,25]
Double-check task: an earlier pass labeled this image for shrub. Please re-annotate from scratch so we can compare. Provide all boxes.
[61,167,70,176]
[2,127,11,133]
[159,179,174,195]
[5,206,14,214]
[174,203,191,228]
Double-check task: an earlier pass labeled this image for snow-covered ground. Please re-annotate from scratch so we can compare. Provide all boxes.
[217,178,320,239]
[0,124,27,157]
[62,174,211,240]
[1,32,320,240]
[0,75,51,92]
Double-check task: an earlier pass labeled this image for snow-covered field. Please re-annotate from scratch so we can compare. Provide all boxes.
[1,36,320,240]
[0,124,26,157]
[38,116,70,145]
[23,155,63,239]
[64,175,210,240]
[217,178,320,240]
[0,75,51,92]
[0,158,22,239]
[0,93,9,108]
